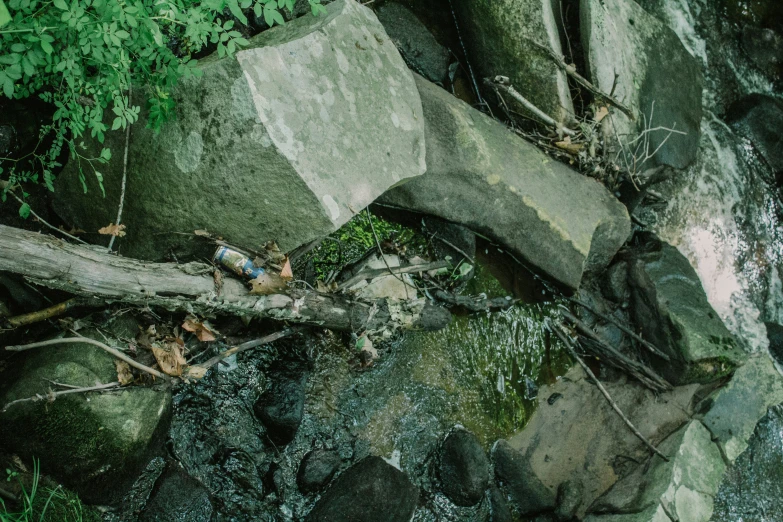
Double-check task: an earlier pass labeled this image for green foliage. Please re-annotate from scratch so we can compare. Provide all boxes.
[0,0,325,205]
[0,459,99,522]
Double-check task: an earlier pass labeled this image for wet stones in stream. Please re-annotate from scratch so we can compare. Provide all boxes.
[138,463,213,522]
[306,456,419,522]
[297,449,342,494]
[253,367,308,446]
[438,428,489,506]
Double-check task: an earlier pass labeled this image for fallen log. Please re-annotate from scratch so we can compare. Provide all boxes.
[0,225,451,334]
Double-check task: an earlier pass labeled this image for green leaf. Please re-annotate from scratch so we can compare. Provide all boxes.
[53,0,67,9]
[0,71,13,98]
[40,39,53,55]
[0,0,10,27]
[115,29,130,39]
[94,170,106,197]
[226,0,247,25]
[18,202,31,219]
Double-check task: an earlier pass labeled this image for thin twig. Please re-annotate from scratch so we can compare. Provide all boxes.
[5,297,103,328]
[485,77,576,137]
[1,382,120,413]
[568,298,670,361]
[0,180,88,244]
[365,208,410,299]
[187,328,301,377]
[525,37,636,121]
[0,486,16,501]
[447,0,483,106]
[6,334,166,380]
[550,320,669,461]
[108,84,132,252]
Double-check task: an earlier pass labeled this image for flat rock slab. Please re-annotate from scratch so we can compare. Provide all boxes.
[587,421,725,522]
[382,75,631,290]
[453,0,574,124]
[702,353,783,462]
[504,366,700,518]
[53,0,425,261]
[581,0,702,169]
[627,235,747,384]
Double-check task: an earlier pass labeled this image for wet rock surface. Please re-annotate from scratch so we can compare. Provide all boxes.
[254,367,308,446]
[581,0,703,169]
[627,233,746,384]
[306,456,419,522]
[297,448,342,493]
[702,353,783,462]
[382,74,631,290]
[438,428,489,506]
[53,0,425,261]
[712,405,783,521]
[375,2,450,84]
[727,94,783,175]
[138,464,213,522]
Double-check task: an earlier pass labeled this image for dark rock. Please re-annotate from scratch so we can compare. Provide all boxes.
[382,75,631,290]
[254,370,307,446]
[139,464,213,522]
[493,440,556,515]
[297,449,342,494]
[741,26,783,79]
[0,315,171,503]
[603,261,629,304]
[555,480,582,521]
[439,428,490,506]
[488,484,513,522]
[767,322,783,366]
[375,2,451,84]
[306,456,419,522]
[626,233,746,384]
[727,94,783,175]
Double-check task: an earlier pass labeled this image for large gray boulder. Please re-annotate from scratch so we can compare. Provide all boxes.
[53,0,425,261]
[581,0,703,169]
[453,0,574,124]
[502,366,700,518]
[626,234,747,384]
[586,421,725,522]
[0,316,171,503]
[382,75,631,290]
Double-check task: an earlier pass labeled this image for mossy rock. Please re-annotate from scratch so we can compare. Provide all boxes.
[0,317,171,503]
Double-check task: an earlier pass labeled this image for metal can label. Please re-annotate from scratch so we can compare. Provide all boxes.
[213,246,266,279]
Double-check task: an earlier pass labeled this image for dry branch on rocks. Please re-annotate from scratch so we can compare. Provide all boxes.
[0,225,451,335]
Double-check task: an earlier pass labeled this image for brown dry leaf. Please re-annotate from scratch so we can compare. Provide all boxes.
[182,316,218,342]
[98,223,127,237]
[316,280,339,293]
[136,324,158,350]
[115,360,134,385]
[151,340,187,377]
[594,106,609,122]
[280,257,293,280]
[194,229,212,237]
[249,273,289,295]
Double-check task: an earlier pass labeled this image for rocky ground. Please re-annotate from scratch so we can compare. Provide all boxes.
[1,0,782,520]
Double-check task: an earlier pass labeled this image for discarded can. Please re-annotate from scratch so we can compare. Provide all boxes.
[213,246,265,279]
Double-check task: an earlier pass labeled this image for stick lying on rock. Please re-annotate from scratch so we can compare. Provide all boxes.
[0,225,451,334]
